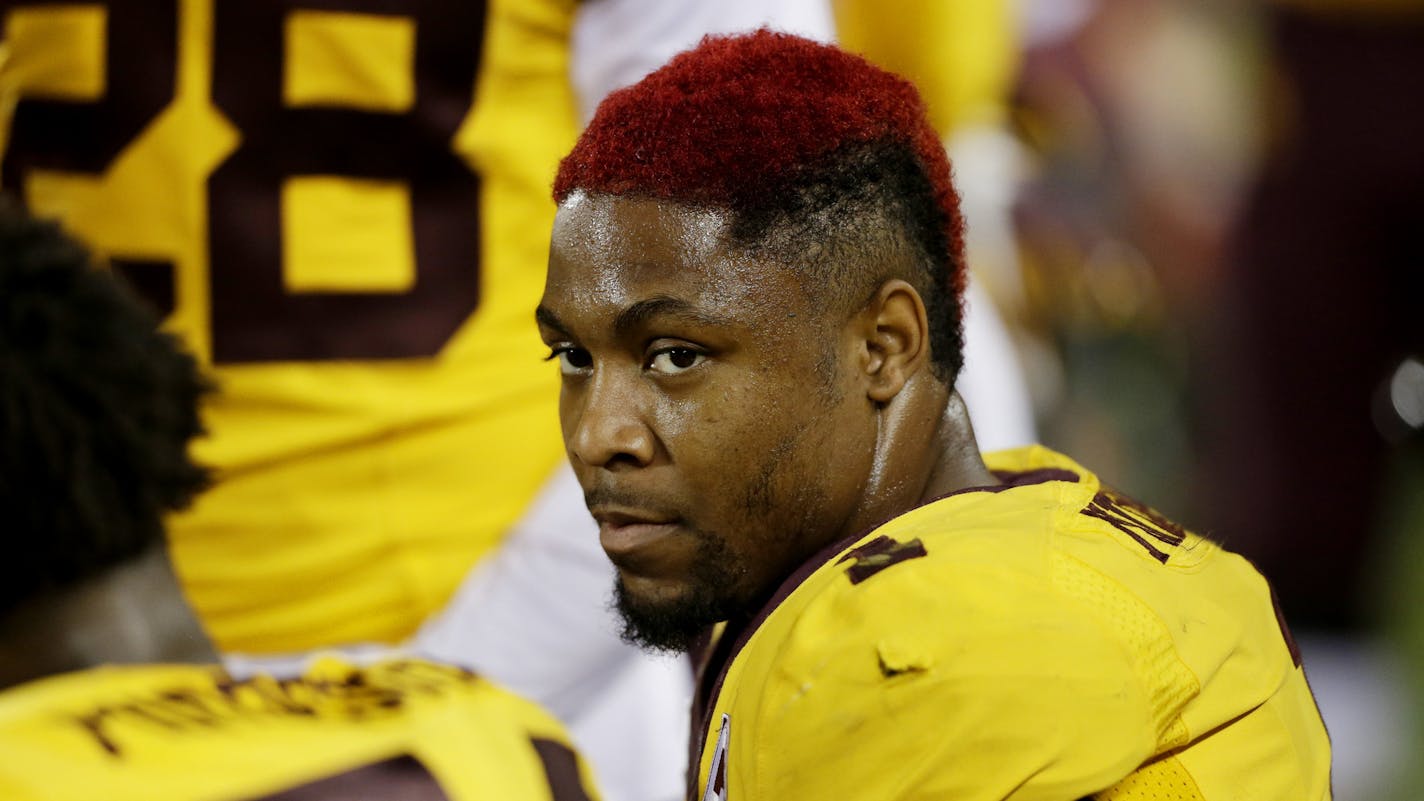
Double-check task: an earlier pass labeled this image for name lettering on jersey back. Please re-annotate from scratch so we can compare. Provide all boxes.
[70,660,477,758]
[1081,489,1187,564]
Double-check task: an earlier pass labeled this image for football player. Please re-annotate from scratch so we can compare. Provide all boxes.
[0,4,830,798]
[0,3,1033,798]
[0,202,599,801]
[541,30,1333,800]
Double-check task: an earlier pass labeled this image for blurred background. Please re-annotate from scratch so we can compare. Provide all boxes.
[985,1,1423,798]
[1,0,1418,797]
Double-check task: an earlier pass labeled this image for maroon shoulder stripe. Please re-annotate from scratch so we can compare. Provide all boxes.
[532,738,595,801]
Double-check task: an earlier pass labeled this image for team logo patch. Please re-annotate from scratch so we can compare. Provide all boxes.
[701,713,730,801]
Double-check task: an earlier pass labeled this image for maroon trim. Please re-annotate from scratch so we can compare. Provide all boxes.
[686,466,1083,796]
[255,755,451,801]
[1268,582,1304,668]
[1242,555,1304,670]
[531,738,595,801]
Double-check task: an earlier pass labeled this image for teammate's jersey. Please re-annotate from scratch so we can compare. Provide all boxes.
[691,446,1332,801]
[831,0,1015,134]
[0,0,579,651]
[0,657,598,801]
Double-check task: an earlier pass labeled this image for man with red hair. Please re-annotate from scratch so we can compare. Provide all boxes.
[539,31,1331,800]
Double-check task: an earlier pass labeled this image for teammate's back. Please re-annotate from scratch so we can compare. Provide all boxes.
[0,202,599,801]
[0,658,596,801]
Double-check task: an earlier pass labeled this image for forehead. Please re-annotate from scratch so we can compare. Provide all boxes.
[543,193,802,318]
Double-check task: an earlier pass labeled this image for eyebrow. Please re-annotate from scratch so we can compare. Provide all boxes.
[612,296,735,338]
[534,305,567,335]
[536,296,738,340]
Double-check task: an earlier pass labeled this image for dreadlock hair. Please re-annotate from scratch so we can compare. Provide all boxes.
[0,199,210,616]
[553,30,968,382]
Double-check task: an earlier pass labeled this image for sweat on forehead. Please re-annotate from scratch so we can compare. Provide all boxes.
[552,31,964,281]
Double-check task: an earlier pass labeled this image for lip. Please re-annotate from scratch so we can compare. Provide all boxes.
[592,508,687,576]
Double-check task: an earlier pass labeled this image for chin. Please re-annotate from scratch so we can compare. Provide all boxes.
[612,575,728,655]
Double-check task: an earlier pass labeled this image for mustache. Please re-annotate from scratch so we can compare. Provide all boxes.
[582,486,682,519]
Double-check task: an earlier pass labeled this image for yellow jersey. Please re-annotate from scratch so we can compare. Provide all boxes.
[0,0,579,651]
[0,657,598,801]
[831,0,1016,134]
[692,446,1332,801]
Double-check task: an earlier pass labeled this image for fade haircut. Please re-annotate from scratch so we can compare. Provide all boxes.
[554,30,968,381]
[0,200,209,616]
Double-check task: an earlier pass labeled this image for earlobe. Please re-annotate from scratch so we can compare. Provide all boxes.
[863,280,930,404]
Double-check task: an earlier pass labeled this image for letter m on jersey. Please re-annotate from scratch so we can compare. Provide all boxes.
[1081,490,1187,564]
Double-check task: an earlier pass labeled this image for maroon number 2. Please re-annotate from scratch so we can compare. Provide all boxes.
[0,0,180,312]
[1,0,488,364]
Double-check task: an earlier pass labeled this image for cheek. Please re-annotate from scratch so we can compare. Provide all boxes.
[556,388,581,460]
[651,382,775,465]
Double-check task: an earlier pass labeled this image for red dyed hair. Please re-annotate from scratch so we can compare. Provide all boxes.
[553,30,966,304]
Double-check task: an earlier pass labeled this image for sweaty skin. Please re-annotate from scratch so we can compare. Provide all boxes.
[537,193,996,637]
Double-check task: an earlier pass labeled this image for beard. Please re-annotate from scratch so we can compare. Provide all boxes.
[611,526,746,654]
[601,425,831,654]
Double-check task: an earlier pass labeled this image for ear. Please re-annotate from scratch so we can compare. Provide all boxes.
[857,279,932,404]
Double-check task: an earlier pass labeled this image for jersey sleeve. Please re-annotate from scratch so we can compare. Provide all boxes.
[739,562,1159,801]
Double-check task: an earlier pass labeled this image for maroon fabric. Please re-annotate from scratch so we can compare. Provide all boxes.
[531,738,597,801]
[255,755,450,801]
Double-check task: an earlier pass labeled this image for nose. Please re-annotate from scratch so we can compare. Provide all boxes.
[567,370,656,470]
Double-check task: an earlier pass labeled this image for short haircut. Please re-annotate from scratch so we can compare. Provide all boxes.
[0,200,209,616]
[554,30,967,381]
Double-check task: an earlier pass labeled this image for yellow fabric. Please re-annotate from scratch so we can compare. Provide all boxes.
[1097,756,1205,800]
[695,446,1332,801]
[281,176,416,293]
[2,6,107,101]
[0,658,598,801]
[283,11,416,112]
[0,0,579,651]
[831,0,1017,135]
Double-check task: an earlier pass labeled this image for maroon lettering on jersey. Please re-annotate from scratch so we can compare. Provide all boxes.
[1081,489,1187,564]
[209,0,488,362]
[0,0,175,183]
[69,661,480,759]
[0,0,181,311]
[109,257,177,317]
[0,0,494,363]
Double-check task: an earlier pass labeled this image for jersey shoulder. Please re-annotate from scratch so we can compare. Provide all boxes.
[703,448,1324,799]
[708,449,1163,797]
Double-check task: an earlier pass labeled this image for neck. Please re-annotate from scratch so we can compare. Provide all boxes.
[850,375,998,536]
[918,390,1001,502]
[0,546,219,691]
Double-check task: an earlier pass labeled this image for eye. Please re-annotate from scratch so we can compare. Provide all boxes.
[647,347,706,375]
[546,346,592,376]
